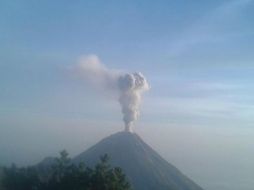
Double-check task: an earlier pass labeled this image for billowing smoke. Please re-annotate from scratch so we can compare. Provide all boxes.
[76,55,150,132]
[118,73,149,131]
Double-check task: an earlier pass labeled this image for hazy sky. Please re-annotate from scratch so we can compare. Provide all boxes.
[0,1,254,190]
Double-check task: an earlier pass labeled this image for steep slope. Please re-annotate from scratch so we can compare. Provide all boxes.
[73,131,203,190]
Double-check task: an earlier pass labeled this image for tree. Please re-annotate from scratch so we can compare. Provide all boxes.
[2,164,41,190]
[3,151,131,190]
[90,154,131,190]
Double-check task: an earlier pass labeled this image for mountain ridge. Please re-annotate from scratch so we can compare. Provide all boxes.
[72,131,204,190]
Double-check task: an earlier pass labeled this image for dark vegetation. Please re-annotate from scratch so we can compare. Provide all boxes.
[1,150,131,190]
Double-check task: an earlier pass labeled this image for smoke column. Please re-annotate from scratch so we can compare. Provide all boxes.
[118,73,149,132]
[76,55,150,132]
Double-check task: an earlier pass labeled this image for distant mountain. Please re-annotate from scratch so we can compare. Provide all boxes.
[36,157,56,180]
[37,157,56,168]
[73,131,204,190]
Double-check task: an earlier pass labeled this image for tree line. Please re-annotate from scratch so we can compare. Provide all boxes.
[1,150,131,190]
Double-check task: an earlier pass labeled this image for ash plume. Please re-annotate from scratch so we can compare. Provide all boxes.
[75,55,150,132]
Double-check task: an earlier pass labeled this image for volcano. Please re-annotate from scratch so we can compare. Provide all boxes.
[73,132,203,190]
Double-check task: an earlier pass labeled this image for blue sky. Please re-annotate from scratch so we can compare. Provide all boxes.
[0,1,254,190]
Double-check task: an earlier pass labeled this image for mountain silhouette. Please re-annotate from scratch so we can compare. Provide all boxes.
[73,131,204,190]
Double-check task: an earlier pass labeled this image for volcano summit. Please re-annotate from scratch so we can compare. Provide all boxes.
[73,132,203,190]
